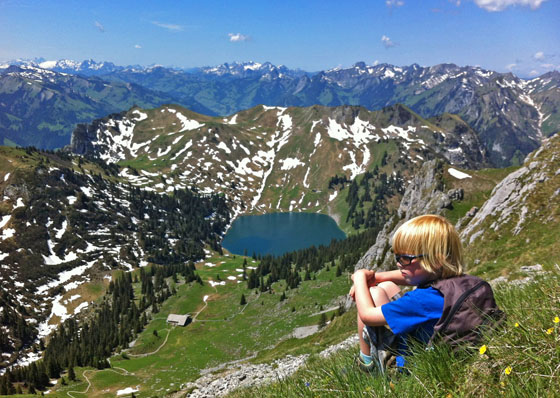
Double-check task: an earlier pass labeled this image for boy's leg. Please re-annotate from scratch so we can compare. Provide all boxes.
[376,281,401,300]
[357,315,371,356]
[357,285,393,357]
[357,282,401,370]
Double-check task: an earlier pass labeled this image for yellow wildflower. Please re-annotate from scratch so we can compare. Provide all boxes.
[554,316,559,324]
[546,328,553,335]
[500,381,505,387]
[479,345,487,355]
[446,394,452,398]
[514,322,519,327]
[389,382,396,391]
[504,366,512,375]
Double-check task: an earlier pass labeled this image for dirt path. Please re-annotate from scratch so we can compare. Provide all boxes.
[309,306,339,317]
[127,328,172,358]
[66,282,257,396]
[195,289,259,322]
[66,367,132,398]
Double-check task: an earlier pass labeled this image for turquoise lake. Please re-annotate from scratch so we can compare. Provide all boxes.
[222,212,346,257]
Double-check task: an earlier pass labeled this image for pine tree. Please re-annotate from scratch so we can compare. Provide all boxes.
[68,365,76,381]
[0,379,7,396]
[304,268,311,281]
[318,313,327,329]
[336,265,342,277]
[240,294,246,305]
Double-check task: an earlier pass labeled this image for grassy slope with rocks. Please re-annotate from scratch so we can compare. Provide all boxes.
[228,272,560,398]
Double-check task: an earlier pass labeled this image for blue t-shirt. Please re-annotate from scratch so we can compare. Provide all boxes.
[381,286,444,367]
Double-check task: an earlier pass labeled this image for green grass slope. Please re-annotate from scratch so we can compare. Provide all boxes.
[39,253,354,397]
[228,272,560,398]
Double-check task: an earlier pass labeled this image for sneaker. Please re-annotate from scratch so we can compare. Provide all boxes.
[362,326,379,360]
[356,355,378,373]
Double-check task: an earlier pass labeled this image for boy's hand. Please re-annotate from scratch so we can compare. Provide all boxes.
[351,269,376,285]
[349,269,376,301]
[349,285,356,301]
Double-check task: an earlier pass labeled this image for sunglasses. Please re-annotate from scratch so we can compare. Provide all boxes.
[394,254,425,266]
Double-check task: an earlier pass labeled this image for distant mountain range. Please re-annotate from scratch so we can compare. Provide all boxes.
[1,59,559,166]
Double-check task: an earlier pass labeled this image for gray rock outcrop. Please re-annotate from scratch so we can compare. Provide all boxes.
[460,133,559,244]
[3,184,30,202]
[180,335,358,398]
[355,159,453,271]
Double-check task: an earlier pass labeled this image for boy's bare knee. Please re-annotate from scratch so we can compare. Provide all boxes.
[369,286,390,306]
[377,281,401,299]
[368,286,383,297]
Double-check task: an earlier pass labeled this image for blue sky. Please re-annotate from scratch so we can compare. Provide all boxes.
[1,0,558,77]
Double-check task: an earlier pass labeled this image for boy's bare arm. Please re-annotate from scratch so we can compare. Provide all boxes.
[374,269,412,286]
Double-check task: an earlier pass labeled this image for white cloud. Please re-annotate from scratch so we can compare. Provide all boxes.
[134,44,142,49]
[386,0,404,7]
[151,21,183,31]
[94,21,105,33]
[540,63,554,69]
[506,63,517,71]
[228,33,250,42]
[528,69,539,76]
[381,35,396,48]
[533,51,545,60]
[373,60,380,66]
[473,0,548,12]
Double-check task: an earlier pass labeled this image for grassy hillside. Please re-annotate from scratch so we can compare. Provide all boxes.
[32,252,354,397]
[228,271,560,398]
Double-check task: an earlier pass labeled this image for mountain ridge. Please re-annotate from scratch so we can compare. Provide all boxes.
[2,60,559,166]
[67,103,489,218]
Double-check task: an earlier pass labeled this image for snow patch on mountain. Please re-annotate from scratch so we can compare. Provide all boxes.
[226,114,238,125]
[217,142,232,154]
[448,168,472,179]
[132,110,148,121]
[176,111,204,132]
[279,157,305,170]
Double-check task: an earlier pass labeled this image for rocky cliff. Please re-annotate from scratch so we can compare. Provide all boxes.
[354,159,460,270]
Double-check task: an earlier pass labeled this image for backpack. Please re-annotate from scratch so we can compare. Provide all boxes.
[427,274,504,347]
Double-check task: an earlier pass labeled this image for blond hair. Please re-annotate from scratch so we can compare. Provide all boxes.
[392,214,463,278]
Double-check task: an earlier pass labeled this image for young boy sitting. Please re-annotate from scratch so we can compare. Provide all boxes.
[349,214,466,371]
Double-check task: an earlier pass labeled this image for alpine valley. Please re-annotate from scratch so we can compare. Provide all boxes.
[0,59,559,398]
